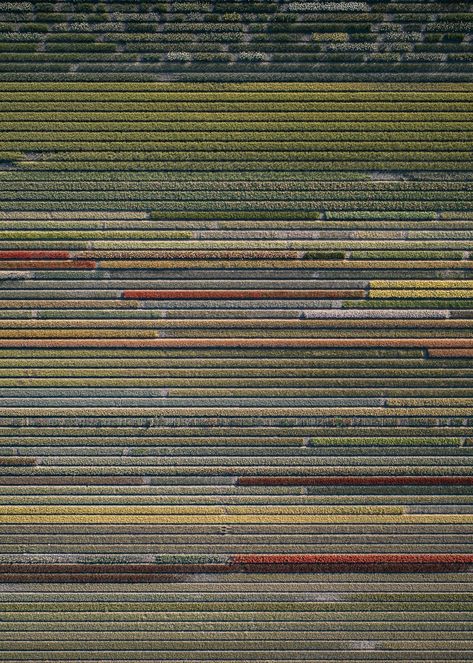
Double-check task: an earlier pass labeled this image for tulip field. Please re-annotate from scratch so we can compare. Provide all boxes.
[0,1,472,662]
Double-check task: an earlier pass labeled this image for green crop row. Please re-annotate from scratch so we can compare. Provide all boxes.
[3,130,471,142]
[14,151,472,163]
[12,161,471,172]
[3,111,473,121]
[3,202,473,213]
[3,91,473,101]
[3,102,473,112]
[3,121,471,132]
[0,188,471,201]
[0,191,473,204]
[0,220,467,233]
[1,82,472,90]
[3,72,473,82]
[2,141,472,152]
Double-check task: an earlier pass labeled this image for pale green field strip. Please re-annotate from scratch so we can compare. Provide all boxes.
[4,302,472,312]
[1,496,471,508]
[2,468,473,479]
[5,330,473,340]
[2,383,473,398]
[7,162,471,173]
[2,84,472,91]
[1,624,472,638]
[1,630,472,643]
[0,505,407,515]
[3,516,473,525]
[1,338,473,348]
[4,241,473,250]
[2,137,471,149]
[0,210,446,220]
[4,456,471,469]
[0,434,461,446]
[1,613,473,626]
[2,629,473,641]
[3,101,473,111]
[1,319,473,331]
[3,600,473,612]
[3,90,473,100]
[0,141,471,150]
[0,656,458,663]
[3,544,471,556]
[2,526,472,538]
[0,485,468,496]
[5,117,471,126]
[0,224,472,235]
[4,164,471,175]
[11,441,470,453]
[0,435,463,445]
[0,649,469,661]
[5,108,473,119]
[3,234,473,244]
[0,348,428,357]
[0,378,454,390]
[0,358,440,368]
[1,633,473,646]
[2,546,472,555]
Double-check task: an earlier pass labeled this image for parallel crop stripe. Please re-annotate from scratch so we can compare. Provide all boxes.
[0,76,472,660]
[0,515,472,524]
[1,407,473,417]
[0,338,471,348]
[237,477,473,486]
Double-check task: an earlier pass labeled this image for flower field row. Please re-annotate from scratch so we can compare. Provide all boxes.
[0,0,472,80]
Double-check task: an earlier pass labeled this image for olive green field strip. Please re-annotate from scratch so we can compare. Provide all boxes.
[2,85,473,223]
[0,0,473,82]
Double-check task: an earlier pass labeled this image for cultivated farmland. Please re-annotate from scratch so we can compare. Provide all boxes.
[0,2,472,662]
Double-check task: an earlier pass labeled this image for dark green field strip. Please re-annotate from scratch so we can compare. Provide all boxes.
[4,109,473,121]
[10,151,473,162]
[2,135,472,148]
[0,1,471,82]
[0,538,472,554]
[5,118,472,128]
[1,83,471,91]
[0,144,472,157]
[3,103,473,113]
[0,223,472,235]
[5,162,470,174]
[4,91,473,101]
